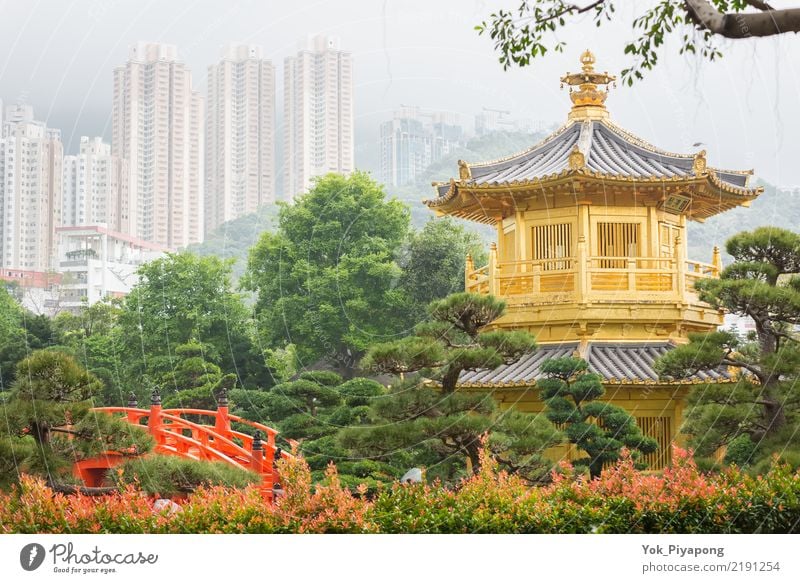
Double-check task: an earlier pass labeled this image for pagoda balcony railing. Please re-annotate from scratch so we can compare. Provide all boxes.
[466,252,720,305]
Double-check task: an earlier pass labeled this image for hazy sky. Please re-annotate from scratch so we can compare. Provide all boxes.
[1,0,798,187]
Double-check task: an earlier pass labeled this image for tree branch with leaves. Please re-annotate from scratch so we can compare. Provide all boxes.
[477,1,800,84]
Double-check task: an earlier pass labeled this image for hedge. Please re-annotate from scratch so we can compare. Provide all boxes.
[1,448,798,534]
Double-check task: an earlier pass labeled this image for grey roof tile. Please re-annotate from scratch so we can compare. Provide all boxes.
[457,341,732,387]
[461,120,747,190]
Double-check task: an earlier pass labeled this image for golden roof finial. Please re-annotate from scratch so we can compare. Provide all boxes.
[561,50,616,121]
[458,159,472,180]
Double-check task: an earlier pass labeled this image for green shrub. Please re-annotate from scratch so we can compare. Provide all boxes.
[111,455,260,496]
[2,447,799,534]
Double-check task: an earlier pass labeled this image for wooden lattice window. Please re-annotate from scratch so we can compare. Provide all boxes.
[637,416,672,470]
[597,222,641,268]
[659,222,680,258]
[531,223,572,271]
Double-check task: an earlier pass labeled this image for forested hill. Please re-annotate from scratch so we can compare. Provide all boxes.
[386,130,550,230]
[686,182,798,263]
[188,205,280,278]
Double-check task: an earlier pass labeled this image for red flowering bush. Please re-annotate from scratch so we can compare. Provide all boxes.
[1,447,798,534]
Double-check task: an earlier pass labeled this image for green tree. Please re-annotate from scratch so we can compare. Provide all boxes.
[400,218,487,318]
[353,293,560,479]
[51,299,130,405]
[159,340,238,411]
[477,1,800,85]
[244,172,411,377]
[656,227,800,466]
[118,252,268,389]
[0,286,24,390]
[0,351,153,489]
[538,356,657,478]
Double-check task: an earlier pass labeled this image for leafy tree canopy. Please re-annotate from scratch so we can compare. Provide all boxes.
[0,351,153,489]
[477,1,800,84]
[353,292,560,481]
[244,172,412,376]
[656,227,800,468]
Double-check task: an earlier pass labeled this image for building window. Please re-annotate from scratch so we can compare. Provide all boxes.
[659,222,681,258]
[597,222,640,268]
[531,222,572,271]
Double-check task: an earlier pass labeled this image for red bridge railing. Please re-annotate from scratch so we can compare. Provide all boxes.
[74,389,292,501]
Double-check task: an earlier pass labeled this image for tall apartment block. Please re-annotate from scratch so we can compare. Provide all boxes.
[206,44,275,232]
[63,137,130,231]
[284,35,353,199]
[0,103,63,271]
[380,107,464,188]
[112,42,204,249]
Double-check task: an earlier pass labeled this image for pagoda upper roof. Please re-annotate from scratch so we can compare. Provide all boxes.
[425,51,761,223]
[454,118,750,190]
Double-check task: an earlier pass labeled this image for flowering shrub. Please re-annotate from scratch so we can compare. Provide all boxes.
[1,447,798,534]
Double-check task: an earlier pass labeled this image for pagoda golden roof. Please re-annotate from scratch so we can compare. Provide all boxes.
[425,51,762,224]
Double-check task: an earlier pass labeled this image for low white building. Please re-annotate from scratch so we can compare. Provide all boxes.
[56,225,167,311]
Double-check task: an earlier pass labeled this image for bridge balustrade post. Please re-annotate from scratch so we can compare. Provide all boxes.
[251,430,265,474]
[148,388,163,445]
[214,386,231,437]
[126,392,138,423]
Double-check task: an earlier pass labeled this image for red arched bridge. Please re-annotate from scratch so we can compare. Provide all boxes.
[74,389,292,501]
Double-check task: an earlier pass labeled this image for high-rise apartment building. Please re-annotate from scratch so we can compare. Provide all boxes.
[0,104,63,271]
[112,42,204,249]
[284,35,353,199]
[206,44,275,232]
[63,137,129,231]
[379,107,464,188]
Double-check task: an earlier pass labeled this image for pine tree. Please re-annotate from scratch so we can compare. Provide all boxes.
[348,292,561,481]
[0,351,153,489]
[538,356,657,478]
[656,227,800,467]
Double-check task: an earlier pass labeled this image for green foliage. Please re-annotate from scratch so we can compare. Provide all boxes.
[476,1,764,85]
[539,356,657,477]
[399,218,488,317]
[353,292,558,480]
[724,434,759,467]
[0,351,153,487]
[656,227,800,467]
[111,456,260,496]
[6,447,800,534]
[11,350,103,404]
[244,172,412,375]
[188,204,280,279]
[363,293,535,393]
[117,252,270,391]
[232,371,388,485]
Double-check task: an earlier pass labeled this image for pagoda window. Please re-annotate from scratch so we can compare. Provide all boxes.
[597,222,640,268]
[531,222,572,271]
[659,222,681,258]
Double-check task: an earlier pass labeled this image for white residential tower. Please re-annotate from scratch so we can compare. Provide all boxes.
[112,42,204,249]
[206,44,275,232]
[283,35,353,199]
[0,103,63,271]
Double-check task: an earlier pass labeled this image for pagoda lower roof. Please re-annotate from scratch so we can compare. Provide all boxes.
[457,341,733,388]
[427,118,760,216]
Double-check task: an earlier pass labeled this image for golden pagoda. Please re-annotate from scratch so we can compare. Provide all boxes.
[425,51,762,468]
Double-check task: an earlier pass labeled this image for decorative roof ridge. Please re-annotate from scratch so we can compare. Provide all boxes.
[464,120,578,171]
[600,118,695,160]
[706,171,763,197]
